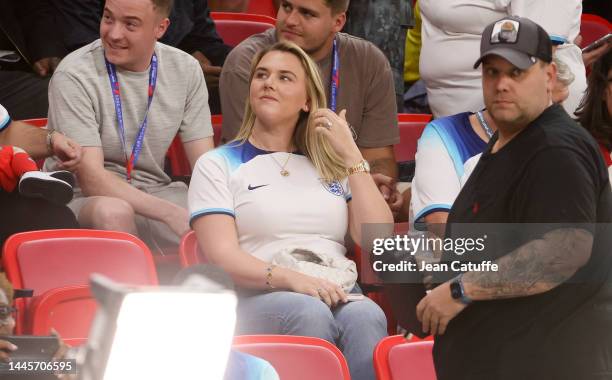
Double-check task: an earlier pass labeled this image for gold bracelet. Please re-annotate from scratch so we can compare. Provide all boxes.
[265,264,277,289]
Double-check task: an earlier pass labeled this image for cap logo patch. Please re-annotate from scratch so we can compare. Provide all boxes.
[491,19,519,44]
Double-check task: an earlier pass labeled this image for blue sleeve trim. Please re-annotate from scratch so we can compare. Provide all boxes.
[550,35,567,45]
[189,208,235,225]
[413,203,452,229]
[0,115,11,131]
[345,195,352,203]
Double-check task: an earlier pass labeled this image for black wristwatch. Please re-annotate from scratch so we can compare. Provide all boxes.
[450,274,472,305]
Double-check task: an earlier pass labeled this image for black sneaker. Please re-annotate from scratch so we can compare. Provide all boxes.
[48,170,75,187]
[18,171,73,205]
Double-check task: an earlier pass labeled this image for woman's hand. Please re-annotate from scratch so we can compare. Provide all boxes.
[313,109,363,167]
[0,339,17,362]
[281,268,348,307]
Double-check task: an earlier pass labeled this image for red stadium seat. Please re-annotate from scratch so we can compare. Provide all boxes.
[233,335,351,380]
[166,114,222,177]
[395,114,433,162]
[20,118,47,128]
[350,223,414,335]
[30,284,95,346]
[374,336,436,380]
[579,14,611,49]
[2,229,158,333]
[212,114,223,146]
[246,0,278,18]
[178,230,208,267]
[211,12,275,47]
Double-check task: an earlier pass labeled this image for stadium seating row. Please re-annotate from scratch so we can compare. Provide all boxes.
[212,11,610,52]
[1,228,433,380]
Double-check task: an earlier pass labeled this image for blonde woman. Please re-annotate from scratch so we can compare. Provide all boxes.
[188,41,392,380]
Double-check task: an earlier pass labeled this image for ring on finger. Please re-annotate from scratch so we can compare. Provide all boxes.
[324,119,333,130]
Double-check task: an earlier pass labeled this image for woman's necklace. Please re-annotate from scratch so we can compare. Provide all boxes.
[270,153,291,177]
[250,133,292,177]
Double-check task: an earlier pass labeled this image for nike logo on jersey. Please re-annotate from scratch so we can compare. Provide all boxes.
[248,184,269,190]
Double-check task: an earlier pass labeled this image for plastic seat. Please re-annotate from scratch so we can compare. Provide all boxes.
[580,14,611,49]
[246,0,278,18]
[233,335,351,380]
[374,336,436,380]
[2,229,158,333]
[30,284,95,345]
[211,12,275,47]
[20,118,47,128]
[349,223,413,335]
[166,114,222,177]
[395,114,433,162]
[178,230,208,267]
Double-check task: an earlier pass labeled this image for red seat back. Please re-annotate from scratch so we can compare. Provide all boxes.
[246,0,278,18]
[167,115,222,177]
[30,285,96,345]
[374,336,436,380]
[20,118,47,127]
[178,230,207,267]
[580,14,611,49]
[394,114,432,162]
[211,12,275,47]
[233,335,351,380]
[2,229,158,333]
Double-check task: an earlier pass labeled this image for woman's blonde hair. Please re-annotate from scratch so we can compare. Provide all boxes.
[232,40,347,181]
[0,272,14,305]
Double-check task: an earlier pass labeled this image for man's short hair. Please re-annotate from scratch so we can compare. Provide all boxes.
[151,0,173,17]
[325,0,349,14]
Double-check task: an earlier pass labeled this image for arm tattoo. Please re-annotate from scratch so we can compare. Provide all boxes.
[463,228,593,300]
[368,158,398,178]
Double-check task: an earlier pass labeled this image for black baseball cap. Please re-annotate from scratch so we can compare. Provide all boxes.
[473,16,552,70]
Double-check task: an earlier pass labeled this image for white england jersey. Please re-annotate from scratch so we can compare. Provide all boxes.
[188,141,352,263]
[411,112,488,226]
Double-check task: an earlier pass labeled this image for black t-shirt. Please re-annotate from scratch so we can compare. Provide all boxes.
[433,104,612,380]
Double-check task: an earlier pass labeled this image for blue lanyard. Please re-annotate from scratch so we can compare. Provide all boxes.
[104,53,158,182]
[330,38,339,112]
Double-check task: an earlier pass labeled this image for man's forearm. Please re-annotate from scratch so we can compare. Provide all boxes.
[360,145,398,179]
[368,157,398,179]
[463,228,593,300]
[79,169,181,222]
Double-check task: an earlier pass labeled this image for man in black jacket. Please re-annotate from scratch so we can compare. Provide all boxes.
[0,0,66,119]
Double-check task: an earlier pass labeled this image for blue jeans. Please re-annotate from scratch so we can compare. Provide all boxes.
[235,287,388,380]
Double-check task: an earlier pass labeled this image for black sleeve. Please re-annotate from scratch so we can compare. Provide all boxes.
[176,0,232,66]
[17,0,66,62]
[513,147,599,225]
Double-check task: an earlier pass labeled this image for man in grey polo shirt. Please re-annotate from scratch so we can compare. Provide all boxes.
[45,0,214,250]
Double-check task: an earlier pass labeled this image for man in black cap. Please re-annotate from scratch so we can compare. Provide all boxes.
[414,16,612,379]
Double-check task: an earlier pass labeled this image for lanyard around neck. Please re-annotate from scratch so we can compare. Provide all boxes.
[330,38,339,112]
[104,53,158,182]
[476,110,494,139]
